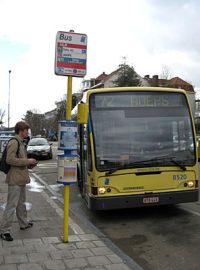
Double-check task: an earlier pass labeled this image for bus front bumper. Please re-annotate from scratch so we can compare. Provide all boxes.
[87,190,199,210]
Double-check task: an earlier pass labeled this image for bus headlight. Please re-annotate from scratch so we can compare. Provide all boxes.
[188,181,194,188]
[99,187,106,194]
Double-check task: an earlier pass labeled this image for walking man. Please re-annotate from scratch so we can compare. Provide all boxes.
[0,121,37,241]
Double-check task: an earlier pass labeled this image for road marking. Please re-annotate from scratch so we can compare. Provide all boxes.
[31,172,85,235]
[179,206,200,217]
[38,163,57,166]
[37,163,57,168]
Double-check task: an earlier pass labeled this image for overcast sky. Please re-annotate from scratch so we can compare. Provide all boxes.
[1,0,200,127]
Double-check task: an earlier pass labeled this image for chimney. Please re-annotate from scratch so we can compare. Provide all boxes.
[152,75,159,86]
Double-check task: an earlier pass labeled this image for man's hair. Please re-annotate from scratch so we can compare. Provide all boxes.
[15,121,30,134]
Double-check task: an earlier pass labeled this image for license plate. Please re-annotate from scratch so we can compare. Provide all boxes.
[143,197,159,204]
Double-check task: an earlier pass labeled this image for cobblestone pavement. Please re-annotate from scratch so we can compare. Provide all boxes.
[0,172,143,270]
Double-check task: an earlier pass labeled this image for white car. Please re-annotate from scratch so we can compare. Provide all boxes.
[27,138,53,159]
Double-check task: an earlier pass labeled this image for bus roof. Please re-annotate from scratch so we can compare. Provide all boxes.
[86,86,186,95]
[83,87,187,102]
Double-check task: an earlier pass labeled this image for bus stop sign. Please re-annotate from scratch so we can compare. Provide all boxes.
[55,31,87,77]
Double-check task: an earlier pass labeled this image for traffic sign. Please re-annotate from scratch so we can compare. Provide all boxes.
[55,31,87,77]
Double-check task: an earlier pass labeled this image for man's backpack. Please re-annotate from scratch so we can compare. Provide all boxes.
[0,138,20,174]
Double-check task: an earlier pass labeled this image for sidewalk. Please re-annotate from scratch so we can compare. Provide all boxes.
[0,171,143,270]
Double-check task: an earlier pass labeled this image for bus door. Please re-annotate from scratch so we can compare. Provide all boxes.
[79,124,90,198]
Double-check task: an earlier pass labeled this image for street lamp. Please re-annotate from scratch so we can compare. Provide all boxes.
[8,70,11,128]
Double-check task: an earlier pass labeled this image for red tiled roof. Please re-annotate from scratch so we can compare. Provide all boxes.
[168,77,188,86]
[95,68,122,82]
[95,72,108,81]
[146,75,194,92]
[167,77,194,92]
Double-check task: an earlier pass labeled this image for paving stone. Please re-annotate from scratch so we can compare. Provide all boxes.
[4,254,28,264]
[87,255,111,266]
[18,263,43,270]
[56,243,77,250]
[84,266,106,270]
[44,259,66,270]
[91,247,113,256]
[34,243,57,252]
[68,235,81,242]
[79,234,99,241]
[42,237,61,244]
[64,269,81,270]
[0,265,18,270]
[64,257,88,268]
[106,254,123,264]
[71,248,93,258]
[93,240,106,247]
[66,269,81,270]
[28,252,51,262]
[2,239,23,247]
[76,241,96,249]
[0,255,3,264]
[0,246,12,256]
[50,250,73,260]
[9,245,36,255]
[105,263,131,270]
[23,238,43,245]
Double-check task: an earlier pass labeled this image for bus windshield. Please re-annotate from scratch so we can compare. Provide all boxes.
[89,91,195,171]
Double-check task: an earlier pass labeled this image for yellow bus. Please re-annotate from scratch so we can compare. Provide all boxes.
[75,87,198,210]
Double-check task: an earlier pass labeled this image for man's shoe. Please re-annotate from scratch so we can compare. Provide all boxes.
[20,222,33,230]
[0,233,13,241]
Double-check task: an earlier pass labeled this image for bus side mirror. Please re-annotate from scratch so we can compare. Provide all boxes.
[78,103,88,124]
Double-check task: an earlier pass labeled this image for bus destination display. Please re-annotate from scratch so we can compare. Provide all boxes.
[93,92,185,108]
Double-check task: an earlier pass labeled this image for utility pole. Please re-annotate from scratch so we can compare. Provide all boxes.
[8,70,11,128]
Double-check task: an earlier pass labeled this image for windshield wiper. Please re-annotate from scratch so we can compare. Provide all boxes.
[169,159,186,171]
[105,163,136,176]
[105,156,186,175]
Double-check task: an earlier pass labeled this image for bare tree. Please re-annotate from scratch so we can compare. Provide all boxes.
[160,65,173,80]
[23,110,44,136]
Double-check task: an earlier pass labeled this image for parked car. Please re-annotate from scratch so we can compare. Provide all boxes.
[27,137,53,159]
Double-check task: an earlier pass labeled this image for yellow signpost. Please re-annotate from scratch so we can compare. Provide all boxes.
[55,31,87,243]
[63,75,72,242]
